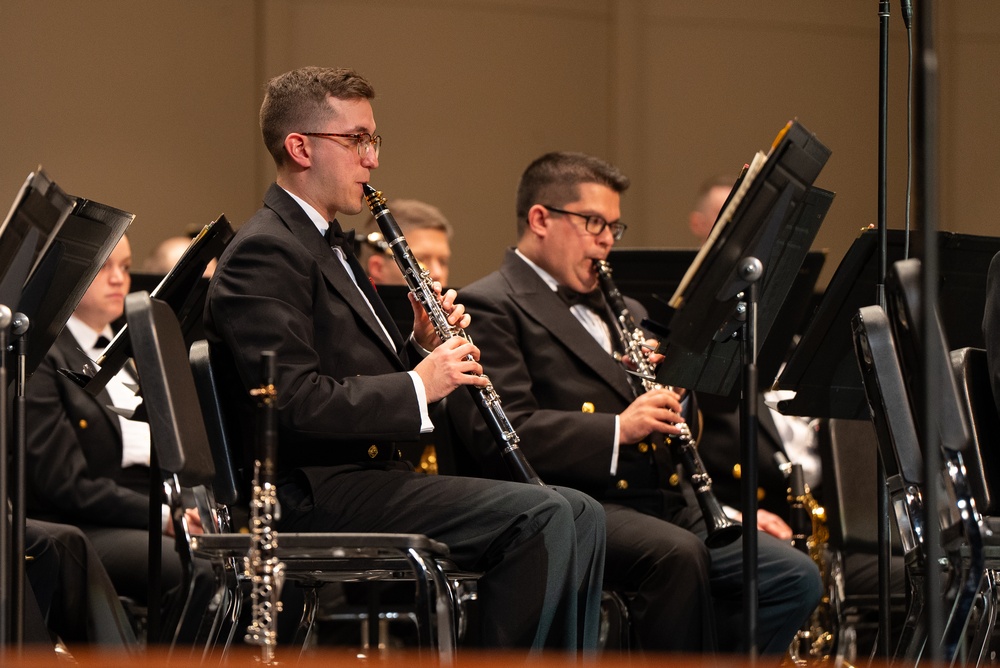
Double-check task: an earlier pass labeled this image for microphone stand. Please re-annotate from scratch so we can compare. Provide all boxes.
[0,305,10,649]
[876,1,893,659]
[913,0,943,661]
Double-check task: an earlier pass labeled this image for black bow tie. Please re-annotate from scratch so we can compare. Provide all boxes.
[556,285,606,313]
[94,335,111,349]
[325,221,357,252]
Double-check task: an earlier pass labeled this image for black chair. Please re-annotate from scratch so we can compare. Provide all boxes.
[817,418,907,659]
[125,293,463,661]
[951,346,1000,662]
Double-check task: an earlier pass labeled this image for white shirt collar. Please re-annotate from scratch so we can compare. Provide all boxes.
[65,315,114,352]
[514,248,560,293]
[281,186,330,238]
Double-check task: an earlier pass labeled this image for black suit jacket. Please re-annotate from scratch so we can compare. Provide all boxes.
[448,249,685,513]
[697,395,793,519]
[25,328,150,528]
[205,184,424,489]
[984,250,1000,419]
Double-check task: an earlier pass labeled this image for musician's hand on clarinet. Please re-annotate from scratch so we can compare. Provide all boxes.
[618,388,686,444]
[410,284,470,350]
[619,337,664,372]
[414,336,488,403]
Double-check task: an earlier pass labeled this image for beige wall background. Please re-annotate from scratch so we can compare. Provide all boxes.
[2,1,997,290]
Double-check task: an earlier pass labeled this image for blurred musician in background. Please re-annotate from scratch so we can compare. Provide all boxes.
[358,198,453,287]
[24,235,213,640]
[687,174,737,244]
[448,151,821,654]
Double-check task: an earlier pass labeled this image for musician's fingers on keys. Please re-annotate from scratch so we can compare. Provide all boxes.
[619,392,686,443]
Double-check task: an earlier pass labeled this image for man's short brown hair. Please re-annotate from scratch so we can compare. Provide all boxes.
[259,67,375,166]
[515,152,630,237]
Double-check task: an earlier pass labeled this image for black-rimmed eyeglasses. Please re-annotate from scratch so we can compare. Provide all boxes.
[542,205,627,241]
[300,132,381,158]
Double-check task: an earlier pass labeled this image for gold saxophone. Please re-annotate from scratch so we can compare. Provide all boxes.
[782,461,853,667]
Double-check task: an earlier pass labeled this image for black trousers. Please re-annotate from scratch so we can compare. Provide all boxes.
[25,519,137,648]
[82,524,216,643]
[277,466,606,651]
[603,501,822,654]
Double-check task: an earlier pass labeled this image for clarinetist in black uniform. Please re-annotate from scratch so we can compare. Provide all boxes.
[447,151,821,654]
[204,67,606,652]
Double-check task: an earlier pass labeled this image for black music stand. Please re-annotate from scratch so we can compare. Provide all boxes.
[62,215,234,396]
[775,229,1000,420]
[774,229,1000,655]
[658,120,832,655]
[609,248,826,411]
[0,169,133,648]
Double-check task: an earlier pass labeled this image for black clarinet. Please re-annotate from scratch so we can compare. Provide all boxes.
[595,259,741,547]
[363,184,544,486]
[245,351,284,663]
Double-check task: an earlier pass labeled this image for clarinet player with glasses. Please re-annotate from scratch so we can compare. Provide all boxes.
[447,151,821,655]
[204,67,606,652]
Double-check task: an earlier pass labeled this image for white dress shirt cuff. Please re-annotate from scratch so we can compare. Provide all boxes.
[407,371,434,433]
[610,415,622,476]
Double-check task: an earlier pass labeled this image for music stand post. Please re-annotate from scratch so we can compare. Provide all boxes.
[660,121,832,654]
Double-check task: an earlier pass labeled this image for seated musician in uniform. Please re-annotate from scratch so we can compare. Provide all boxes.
[446,150,821,654]
[24,234,214,641]
[204,66,607,652]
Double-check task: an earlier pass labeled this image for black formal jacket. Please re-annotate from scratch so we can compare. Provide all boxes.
[697,395,793,519]
[25,328,150,528]
[204,184,423,491]
[447,249,685,515]
[984,250,1000,418]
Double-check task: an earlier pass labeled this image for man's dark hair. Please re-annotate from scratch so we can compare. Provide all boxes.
[515,152,630,237]
[259,67,375,166]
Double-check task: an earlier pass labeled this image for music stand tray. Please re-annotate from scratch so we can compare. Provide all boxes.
[776,229,1000,420]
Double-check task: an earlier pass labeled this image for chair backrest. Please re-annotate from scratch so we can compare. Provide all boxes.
[819,417,900,553]
[951,347,1000,515]
[189,340,242,507]
[124,292,215,489]
[851,304,923,486]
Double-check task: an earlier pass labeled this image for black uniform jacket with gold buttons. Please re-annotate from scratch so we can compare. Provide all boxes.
[205,184,422,492]
[447,249,686,514]
[25,328,151,528]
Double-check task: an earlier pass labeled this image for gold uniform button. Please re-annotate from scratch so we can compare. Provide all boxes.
[669,473,680,486]
[732,463,742,480]
[651,442,657,451]
[637,442,649,454]
[757,487,766,501]
[616,479,629,490]
[581,402,595,413]
[78,419,88,429]
[368,445,379,459]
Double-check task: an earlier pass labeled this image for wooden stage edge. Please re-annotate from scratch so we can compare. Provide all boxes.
[0,647,914,667]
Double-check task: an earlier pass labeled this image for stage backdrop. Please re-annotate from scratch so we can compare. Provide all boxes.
[2,1,997,290]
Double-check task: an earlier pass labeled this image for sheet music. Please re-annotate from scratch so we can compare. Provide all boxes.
[669,150,768,308]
